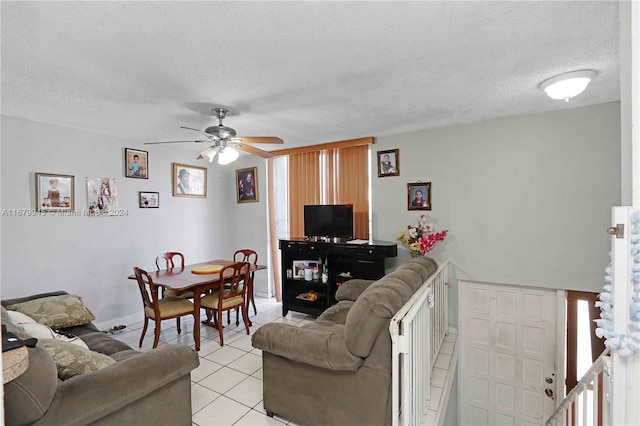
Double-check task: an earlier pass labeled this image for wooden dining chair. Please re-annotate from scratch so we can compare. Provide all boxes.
[234,249,258,317]
[224,249,258,326]
[132,266,196,349]
[155,251,193,330]
[200,262,251,346]
[155,251,185,270]
[155,252,193,298]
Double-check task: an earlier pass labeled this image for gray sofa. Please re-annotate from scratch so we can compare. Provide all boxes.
[2,291,199,426]
[252,256,438,426]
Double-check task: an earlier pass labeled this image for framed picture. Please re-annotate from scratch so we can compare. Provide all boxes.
[236,166,258,203]
[292,260,306,280]
[139,191,159,208]
[173,163,207,198]
[125,148,148,179]
[36,173,74,212]
[87,177,118,216]
[407,182,432,210]
[377,149,399,177]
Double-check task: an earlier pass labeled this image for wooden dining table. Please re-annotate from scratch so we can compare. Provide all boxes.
[129,259,267,351]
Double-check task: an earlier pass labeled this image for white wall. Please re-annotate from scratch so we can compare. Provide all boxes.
[0,115,242,323]
[372,102,621,325]
[221,155,271,299]
[1,102,622,329]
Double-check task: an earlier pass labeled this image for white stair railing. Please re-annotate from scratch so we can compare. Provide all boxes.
[546,348,611,426]
[390,260,449,426]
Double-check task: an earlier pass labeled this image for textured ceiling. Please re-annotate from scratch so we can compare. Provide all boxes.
[1,1,620,154]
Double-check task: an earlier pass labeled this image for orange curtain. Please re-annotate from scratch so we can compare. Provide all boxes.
[287,145,369,239]
[325,145,370,239]
[288,151,321,237]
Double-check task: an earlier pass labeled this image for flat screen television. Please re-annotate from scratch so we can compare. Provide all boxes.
[304,204,354,240]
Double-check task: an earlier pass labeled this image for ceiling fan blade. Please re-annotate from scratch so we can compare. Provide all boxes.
[233,136,283,144]
[180,126,218,139]
[180,126,208,134]
[232,142,275,159]
[144,140,209,145]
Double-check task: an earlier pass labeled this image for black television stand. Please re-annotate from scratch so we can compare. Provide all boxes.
[279,238,398,316]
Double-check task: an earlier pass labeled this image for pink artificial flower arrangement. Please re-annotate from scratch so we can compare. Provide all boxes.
[397,214,448,256]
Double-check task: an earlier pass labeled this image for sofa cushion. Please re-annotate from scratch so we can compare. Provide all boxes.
[6,294,96,329]
[3,344,58,426]
[335,279,375,301]
[61,322,101,337]
[344,279,413,357]
[2,310,31,341]
[383,269,424,293]
[317,300,354,325]
[17,322,90,350]
[5,309,38,325]
[39,339,116,381]
[110,349,143,362]
[1,305,11,323]
[81,331,134,355]
[395,256,438,281]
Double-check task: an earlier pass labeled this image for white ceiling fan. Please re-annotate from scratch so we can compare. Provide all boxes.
[145,108,283,164]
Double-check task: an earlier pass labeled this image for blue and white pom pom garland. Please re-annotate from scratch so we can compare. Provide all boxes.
[595,211,640,357]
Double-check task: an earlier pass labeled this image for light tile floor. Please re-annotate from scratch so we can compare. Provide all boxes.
[113,297,458,426]
[113,297,311,426]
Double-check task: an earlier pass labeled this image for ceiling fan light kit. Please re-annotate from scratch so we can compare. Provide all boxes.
[216,147,240,165]
[145,107,283,164]
[200,146,218,162]
[539,70,596,102]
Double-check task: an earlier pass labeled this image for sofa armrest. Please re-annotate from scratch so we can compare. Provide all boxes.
[335,279,376,301]
[35,345,199,425]
[252,322,363,371]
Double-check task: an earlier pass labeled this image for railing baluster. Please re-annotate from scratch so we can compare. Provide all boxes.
[546,349,611,426]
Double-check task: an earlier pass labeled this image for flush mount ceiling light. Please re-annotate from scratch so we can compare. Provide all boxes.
[539,70,597,102]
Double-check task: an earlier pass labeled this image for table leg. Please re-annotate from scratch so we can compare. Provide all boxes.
[247,275,254,326]
[193,288,201,351]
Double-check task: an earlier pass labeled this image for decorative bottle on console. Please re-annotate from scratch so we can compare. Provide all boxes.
[321,257,329,283]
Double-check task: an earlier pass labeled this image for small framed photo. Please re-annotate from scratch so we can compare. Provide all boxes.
[139,191,159,208]
[87,177,118,216]
[173,163,207,198]
[377,149,399,177]
[236,167,258,203]
[292,260,306,279]
[36,173,74,212]
[125,148,148,179]
[408,182,432,210]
